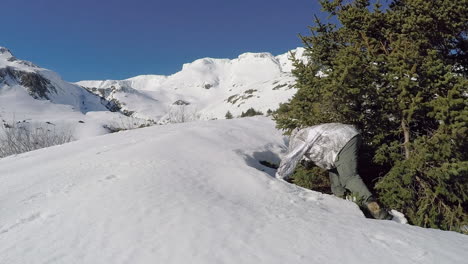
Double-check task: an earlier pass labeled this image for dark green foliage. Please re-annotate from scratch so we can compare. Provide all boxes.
[258,160,331,194]
[225,111,233,119]
[244,89,257,94]
[272,83,288,90]
[290,162,331,195]
[274,0,468,232]
[226,94,239,104]
[240,108,263,117]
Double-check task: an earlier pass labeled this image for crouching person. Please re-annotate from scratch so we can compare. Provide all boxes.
[276,123,392,220]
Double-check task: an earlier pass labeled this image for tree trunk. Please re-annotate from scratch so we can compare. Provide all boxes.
[401,119,410,160]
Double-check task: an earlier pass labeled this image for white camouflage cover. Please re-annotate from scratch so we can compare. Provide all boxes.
[276,123,359,180]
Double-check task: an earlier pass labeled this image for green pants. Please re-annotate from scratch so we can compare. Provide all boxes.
[328,136,372,201]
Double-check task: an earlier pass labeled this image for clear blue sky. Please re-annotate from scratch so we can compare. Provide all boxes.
[1,0,327,82]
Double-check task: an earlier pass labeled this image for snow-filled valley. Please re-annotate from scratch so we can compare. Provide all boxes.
[1,117,467,264]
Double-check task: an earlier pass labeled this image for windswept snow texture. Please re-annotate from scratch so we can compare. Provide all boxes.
[1,117,467,264]
[77,48,306,121]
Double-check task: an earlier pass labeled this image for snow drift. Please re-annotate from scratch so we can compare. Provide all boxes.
[1,117,466,264]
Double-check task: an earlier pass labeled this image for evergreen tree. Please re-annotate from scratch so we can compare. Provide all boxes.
[274,0,468,232]
[225,111,233,119]
[241,108,263,117]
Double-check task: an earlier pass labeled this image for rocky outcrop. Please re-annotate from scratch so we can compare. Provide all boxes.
[173,100,190,105]
[0,67,55,99]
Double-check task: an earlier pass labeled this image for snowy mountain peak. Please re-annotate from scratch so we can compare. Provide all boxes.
[179,50,295,74]
[0,47,13,58]
[192,57,217,66]
[0,46,39,70]
[238,52,275,60]
[0,46,110,116]
[181,57,225,71]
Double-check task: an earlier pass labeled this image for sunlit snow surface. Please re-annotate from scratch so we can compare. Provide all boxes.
[1,117,467,264]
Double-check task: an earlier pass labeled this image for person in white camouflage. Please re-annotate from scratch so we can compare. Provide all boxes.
[276,123,391,220]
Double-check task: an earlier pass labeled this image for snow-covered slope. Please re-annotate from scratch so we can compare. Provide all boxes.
[1,117,466,264]
[77,48,306,122]
[0,47,107,113]
[0,47,134,139]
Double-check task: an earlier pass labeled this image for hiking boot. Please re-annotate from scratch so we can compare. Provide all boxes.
[365,200,393,220]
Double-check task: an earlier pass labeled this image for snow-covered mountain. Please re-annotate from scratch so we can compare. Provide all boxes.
[0,47,143,139]
[1,46,305,134]
[1,117,467,264]
[77,48,306,122]
[0,47,108,113]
